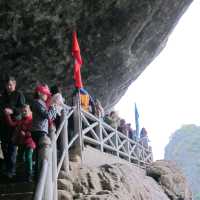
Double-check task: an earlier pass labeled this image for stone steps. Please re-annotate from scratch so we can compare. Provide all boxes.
[0,192,33,200]
[0,160,35,200]
[0,182,34,194]
[0,181,34,200]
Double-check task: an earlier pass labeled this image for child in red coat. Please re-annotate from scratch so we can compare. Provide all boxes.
[5,104,35,181]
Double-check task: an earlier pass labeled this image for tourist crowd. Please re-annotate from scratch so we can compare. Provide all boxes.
[0,75,150,182]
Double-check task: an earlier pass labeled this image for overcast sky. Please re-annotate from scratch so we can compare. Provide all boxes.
[115,1,200,160]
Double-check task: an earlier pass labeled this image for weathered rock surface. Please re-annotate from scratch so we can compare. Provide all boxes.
[57,161,192,200]
[0,0,193,108]
[147,160,192,200]
[165,125,200,200]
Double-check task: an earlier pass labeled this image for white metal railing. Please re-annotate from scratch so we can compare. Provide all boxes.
[33,103,153,200]
[81,109,153,166]
[33,107,77,200]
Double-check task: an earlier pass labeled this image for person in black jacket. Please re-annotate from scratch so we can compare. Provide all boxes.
[0,76,25,178]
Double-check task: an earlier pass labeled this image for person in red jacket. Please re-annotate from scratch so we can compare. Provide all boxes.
[5,104,35,181]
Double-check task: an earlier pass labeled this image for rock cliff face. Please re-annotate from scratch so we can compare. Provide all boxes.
[165,125,200,200]
[0,0,193,108]
[57,160,192,200]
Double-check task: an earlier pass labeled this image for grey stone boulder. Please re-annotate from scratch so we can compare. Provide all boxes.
[56,160,192,200]
[57,179,74,194]
[147,160,192,200]
[58,190,73,200]
[72,163,170,200]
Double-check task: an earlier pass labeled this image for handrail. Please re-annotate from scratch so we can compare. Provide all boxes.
[56,108,74,140]
[33,106,74,200]
[81,109,153,166]
[33,160,49,200]
[33,104,153,200]
[81,109,150,151]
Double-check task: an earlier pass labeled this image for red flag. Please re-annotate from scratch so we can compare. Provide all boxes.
[72,31,83,88]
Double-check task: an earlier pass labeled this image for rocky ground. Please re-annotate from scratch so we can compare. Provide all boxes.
[57,160,192,200]
[0,144,192,199]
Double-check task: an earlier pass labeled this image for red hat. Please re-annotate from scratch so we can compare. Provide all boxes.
[35,85,51,96]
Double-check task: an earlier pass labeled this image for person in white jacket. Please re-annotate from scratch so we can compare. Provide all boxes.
[50,85,71,116]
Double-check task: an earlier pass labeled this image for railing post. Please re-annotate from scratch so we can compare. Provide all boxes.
[141,143,145,165]
[99,121,103,152]
[49,126,58,200]
[128,138,131,162]
[94,118,103,152]
[71,92,83,163]
[34,135,52,200]
[115,131,119,157]
[40,135,53,200]
[43,148,53,200]
[60,111,69,173]
[150,148,153,162]
[136,143,140,167]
